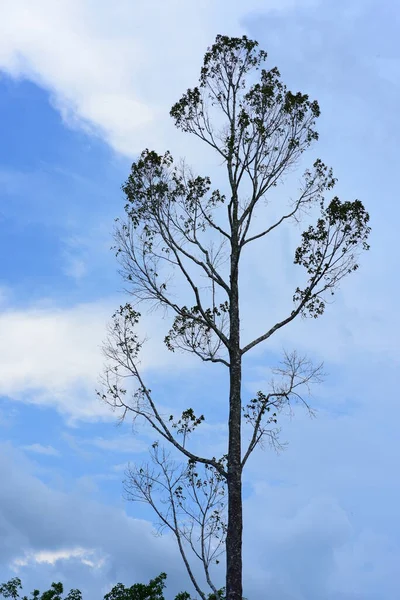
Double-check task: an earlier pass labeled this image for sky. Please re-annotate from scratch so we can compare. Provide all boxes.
[0,0,399,598]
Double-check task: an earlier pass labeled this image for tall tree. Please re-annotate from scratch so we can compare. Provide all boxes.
[100,35,370,600]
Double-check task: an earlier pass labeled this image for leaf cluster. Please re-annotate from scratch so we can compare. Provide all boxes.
[0,581,80,600]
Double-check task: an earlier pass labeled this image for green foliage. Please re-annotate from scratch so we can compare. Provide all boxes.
[0,577,239,600]
[0,575,192,600]
[170,34,320,168]
[104,573,167,600]
[293,196,370,318]
[0,581,81,600]
[0,579,22,600]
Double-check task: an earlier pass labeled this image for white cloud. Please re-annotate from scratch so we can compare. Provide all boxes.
[2,0,390,375]
[0,300,196,422]
[0,441,198,598]
[0,302,111,421]
[0,0,316,157]
[13,547,104,569]
[22,444,60,457]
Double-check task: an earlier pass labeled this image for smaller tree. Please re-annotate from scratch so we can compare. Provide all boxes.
[125,442,227,599]
[103,573,167,600]
[0,580,81,600]
[0,579,23,600]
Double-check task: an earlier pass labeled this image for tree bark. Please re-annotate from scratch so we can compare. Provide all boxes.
[226,230,243,600]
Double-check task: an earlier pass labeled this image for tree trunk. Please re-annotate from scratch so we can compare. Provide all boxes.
[226,238,243,600]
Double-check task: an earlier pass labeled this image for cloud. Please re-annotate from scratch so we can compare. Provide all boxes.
[0,0,316,157]
[0,302,112,421]
[2,0,394,374]
[2,396,400,600]
[21,444,60,457]
[13,547,104,569]
[241,403,400,599]
[0,300,197,422]
[242,493,400,600]
[0,442,189,598]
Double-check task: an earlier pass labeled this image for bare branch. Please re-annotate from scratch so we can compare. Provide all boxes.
[242,196,370,355]
[242,351,323,468]
[124,445,227,598]
[240,159,337,247]
[99,306,228,479]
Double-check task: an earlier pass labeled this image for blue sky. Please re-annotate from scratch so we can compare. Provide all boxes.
[0,1,399,599]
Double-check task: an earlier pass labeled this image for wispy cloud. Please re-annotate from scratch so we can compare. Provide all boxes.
[13,547,104,569]
[0,0,317,156]
[21,444,60,457]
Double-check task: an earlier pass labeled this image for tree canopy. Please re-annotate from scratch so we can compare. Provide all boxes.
[100,34,370,600]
